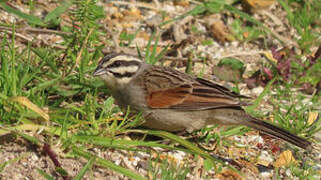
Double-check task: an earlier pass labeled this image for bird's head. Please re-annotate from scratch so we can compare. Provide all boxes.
[93,53,143,89]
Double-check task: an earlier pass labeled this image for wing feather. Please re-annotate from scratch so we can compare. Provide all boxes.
[143,66,248,110]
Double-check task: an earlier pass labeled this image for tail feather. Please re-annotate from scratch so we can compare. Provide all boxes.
[245,116,311,149]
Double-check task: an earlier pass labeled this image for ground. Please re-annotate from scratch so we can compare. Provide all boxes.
[0,0,320,179]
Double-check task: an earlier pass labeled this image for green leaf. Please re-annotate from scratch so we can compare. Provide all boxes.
[213,58,245,82]
[73,157,95,180]
[0,153,31,173]
[44,0,72,23]
[0,2,45,26]
[73,135,188,152]
[204,1,224,13]
[56,167,69,177]
[245,77,276,113]
[14,131,40,145]
[218,58,244,70]
[37,168,56,180]
[28,78,60,94]
[203,158,214,171]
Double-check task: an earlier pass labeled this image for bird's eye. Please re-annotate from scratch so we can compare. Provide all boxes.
[114,61,121,66]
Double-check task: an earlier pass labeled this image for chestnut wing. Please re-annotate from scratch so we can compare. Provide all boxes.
[143,66,247,110]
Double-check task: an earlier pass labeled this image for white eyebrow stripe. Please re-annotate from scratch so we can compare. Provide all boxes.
[110,55,141,62]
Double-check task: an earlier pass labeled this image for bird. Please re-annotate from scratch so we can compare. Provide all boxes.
[93,53,311,149]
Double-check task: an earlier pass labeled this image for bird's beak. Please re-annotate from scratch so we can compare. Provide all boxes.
[93,68,105,76]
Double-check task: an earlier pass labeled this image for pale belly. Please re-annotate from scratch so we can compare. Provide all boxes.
[141,108,243,132]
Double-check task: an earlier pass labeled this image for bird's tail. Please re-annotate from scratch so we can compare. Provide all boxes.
[244,115,311,149]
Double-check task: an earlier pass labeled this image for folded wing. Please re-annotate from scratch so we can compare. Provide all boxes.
[143,66,248,110]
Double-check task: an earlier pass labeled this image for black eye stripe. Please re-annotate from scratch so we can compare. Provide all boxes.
[107,60,141,69]
[111,71,136,78]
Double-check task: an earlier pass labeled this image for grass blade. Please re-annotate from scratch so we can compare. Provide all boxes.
[245,77,276,113]
[73,157,95,180]
[10,96,50,121]
[73,135,190,153]
[0,2,45,26]
[44,0,72,23]
[140,130,240,173]
[0,153,31,173]
[37,168,55,180]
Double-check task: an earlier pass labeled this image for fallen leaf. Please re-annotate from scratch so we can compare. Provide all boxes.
[205,15,234,43]
[242,0,276,10]
[243,31,249,38]
[216,169,243,180]
[274,150,297,168]
[263,51,278,63]
[11,96,49,121]
[308,112,319,125]
[257,158,270,167]
[122,7,141,20]
[174,0,189,7]
[137,32,150,41]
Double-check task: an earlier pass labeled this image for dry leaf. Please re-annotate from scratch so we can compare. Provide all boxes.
[243,31,249,38]
[274,150,297,168]
[263,51,278,63]
[257,158,271,167]
[174,0,190,7]
[216,169,243,180]
[122,7,141,21]
[308,111,319,125]
[137,32,150,41]
[208,20,234,43]
[242,0,276,10]
[11,96,49,121]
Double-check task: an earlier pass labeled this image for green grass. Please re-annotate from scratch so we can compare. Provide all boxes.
[0,0,320,179]
[278,0,321,53]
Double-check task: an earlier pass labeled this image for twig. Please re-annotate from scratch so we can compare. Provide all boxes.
[0,29,33,42]
[162,56,201,62]
[260,10,283,26]
[42,41,67,50]
[43,144,70,180]
[1,29,67,50]
[64,28,94,77]
[218,50,265,59]
[22,27,72,35]
[0,26,71,35]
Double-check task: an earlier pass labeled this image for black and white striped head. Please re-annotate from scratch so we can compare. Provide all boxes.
[93,53,143,87]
